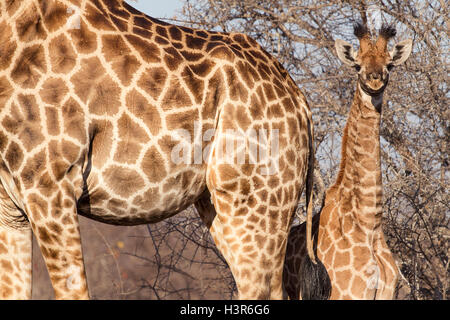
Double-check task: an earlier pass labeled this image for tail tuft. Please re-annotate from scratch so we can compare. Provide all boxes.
[299,255,332,300]
[299,108,331,300]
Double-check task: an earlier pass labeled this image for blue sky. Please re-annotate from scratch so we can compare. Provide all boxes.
[128,0,184,19]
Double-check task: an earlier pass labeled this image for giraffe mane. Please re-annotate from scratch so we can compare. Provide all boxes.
[327,118,350,197]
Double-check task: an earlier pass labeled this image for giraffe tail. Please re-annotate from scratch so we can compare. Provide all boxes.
[298,118,331,300]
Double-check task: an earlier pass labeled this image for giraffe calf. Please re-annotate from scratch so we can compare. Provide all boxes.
[283,22,412,300]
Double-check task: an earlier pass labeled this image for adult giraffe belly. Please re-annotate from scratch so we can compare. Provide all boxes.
[76,156,207,225]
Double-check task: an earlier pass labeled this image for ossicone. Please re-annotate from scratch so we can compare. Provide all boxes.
[353,22,370,40]
[377,24,397,51]
[379,24,397,41]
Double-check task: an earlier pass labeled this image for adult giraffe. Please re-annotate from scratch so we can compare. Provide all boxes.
[283,23,412,300]
[0,0,326,299]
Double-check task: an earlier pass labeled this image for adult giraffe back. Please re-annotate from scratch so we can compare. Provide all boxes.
[0,0,325,299]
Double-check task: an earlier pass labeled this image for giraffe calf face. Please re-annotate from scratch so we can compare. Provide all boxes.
[356,49,391,93]
[335,24,412,95]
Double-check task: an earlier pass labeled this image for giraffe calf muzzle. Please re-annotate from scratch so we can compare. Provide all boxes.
[369,72,381,80]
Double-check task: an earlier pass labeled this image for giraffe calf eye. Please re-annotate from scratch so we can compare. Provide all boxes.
[354,65,361,72]
[387,63,394,71]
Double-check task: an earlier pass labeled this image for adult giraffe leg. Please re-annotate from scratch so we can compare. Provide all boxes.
[0,227,32,299]
[205,181,292,299]
[24,183,89,300]
[0,172,32,299]
[204,128,296,299]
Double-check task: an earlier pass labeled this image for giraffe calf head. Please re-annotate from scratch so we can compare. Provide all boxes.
[335,22,412,95]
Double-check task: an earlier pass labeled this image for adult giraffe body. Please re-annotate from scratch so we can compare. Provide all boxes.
[0,0,324,299]
[283,23,412,300]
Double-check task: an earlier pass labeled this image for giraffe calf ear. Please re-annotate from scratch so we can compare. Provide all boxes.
[335,39,358,67]
[389,39,413,66]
